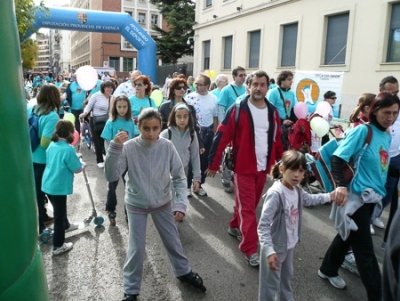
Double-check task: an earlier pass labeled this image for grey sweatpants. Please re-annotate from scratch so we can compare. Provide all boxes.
[123,205,191,295]
[259,246,294,301]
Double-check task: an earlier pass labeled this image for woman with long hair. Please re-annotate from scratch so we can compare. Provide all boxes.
[28,84,60,234]
[128,75,157,136]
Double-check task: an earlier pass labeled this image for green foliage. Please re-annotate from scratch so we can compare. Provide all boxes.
[21,39,38,70]
[150,0,195,64]
[15,0,47,41]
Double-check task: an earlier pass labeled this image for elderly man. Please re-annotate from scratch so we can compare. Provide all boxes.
[211,74,229,100]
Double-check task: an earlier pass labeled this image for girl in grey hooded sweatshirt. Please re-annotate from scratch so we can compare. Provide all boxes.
[105,108,206,301]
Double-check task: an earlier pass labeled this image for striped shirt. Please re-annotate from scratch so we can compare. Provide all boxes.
[84,91,110,117]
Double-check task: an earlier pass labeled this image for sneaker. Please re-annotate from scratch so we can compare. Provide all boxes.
[177,271,206,292]
[122,294,138,301]
[187,188,192,198]
[228,227,242,241]
[52,242,73,256]
[65,223,79,233]
[370,224,375,235]
[318,270,346,289]
[195,187,208,196]
[245,253,260,267]
[97,162,104,168]
[224,186,234,193]
[373,218,385,229]
[341,251,360,276]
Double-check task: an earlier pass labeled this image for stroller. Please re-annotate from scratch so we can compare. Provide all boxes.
[80,118,94,152]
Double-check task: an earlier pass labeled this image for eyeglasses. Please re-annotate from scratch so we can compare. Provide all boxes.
[195,83,206,86]
[134,83,144,87]
[174,86,187,90]
[330,97,337,100]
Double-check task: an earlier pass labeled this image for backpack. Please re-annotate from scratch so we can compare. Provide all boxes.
[288,118,311,153]
[310,124,372,192]
[168,128,195,144]
[28,106,41,151]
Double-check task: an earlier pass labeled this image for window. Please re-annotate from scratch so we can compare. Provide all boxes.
[203,40,210,70]
[281,23,298,67]
[387,3,400,62]
[324,13,349,65]
[123,58,133,72]
[249,30,261,68]
[206,0,212,8]
[151,14,158,26]
[109,57,120,72]
[138,13,146,24]
[223,36,233,69]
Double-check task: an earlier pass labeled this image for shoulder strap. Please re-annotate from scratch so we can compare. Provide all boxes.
[168,128,171,140]
[230,84,239,98]
[149,97,152,107]
[277,88,290,120]
[364,124,373,146]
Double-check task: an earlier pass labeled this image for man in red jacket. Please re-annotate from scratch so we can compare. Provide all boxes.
[207,70,283,267]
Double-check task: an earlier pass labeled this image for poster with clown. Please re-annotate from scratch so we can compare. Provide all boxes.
[293,70,344,118]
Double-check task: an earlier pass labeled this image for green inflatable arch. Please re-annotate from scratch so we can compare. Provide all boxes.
[0,1,49,300]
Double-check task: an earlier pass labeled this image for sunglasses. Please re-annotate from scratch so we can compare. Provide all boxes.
[174,86,187,90]
[330,97,337,100]
[134,83,144,87]
[195,83,206,86]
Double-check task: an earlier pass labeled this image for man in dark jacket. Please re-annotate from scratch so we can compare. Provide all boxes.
[207,70,283,267]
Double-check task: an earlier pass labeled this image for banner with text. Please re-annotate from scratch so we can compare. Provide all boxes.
[293,70,344,118]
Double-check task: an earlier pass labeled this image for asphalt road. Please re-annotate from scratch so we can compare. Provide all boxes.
[40,145,388,301]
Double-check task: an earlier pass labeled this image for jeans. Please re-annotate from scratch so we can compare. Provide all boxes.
[106,171,127,212]
[47,194,70,249]
[33,162,46,233]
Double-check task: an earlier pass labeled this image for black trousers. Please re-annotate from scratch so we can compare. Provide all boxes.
[320,203,381,301]
[33,162,46,233]
[47,194,70,249]
[89,117,106,164]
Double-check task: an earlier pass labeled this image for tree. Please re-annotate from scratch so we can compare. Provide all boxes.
[15,0,47,71]
[150,0,195,64]
[15,0,46,42]
[21,39,38,70]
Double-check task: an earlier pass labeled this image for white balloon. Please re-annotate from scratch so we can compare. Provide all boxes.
[76,66,99,91]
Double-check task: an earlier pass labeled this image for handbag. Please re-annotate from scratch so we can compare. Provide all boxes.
[93,114,109,131]
[92,96,110,132]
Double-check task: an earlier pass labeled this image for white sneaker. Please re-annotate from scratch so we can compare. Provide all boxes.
[373,218,385,229]
[318,270,346,289]
[65,223,79,233]
[97,162,104,168]
[370,224,375,235]
[52,242,73,256]
[195,187,208,196]
[187,188,192,197]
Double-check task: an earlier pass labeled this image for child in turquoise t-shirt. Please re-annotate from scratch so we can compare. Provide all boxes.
[101,95,136,225]
[42,119,86,256]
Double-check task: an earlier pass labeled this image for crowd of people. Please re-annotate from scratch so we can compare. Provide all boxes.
[27,67,400,301]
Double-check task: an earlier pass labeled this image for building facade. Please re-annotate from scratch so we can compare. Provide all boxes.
[193,0,400,118]
[70,0,162,79]
[32,33,50,73]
